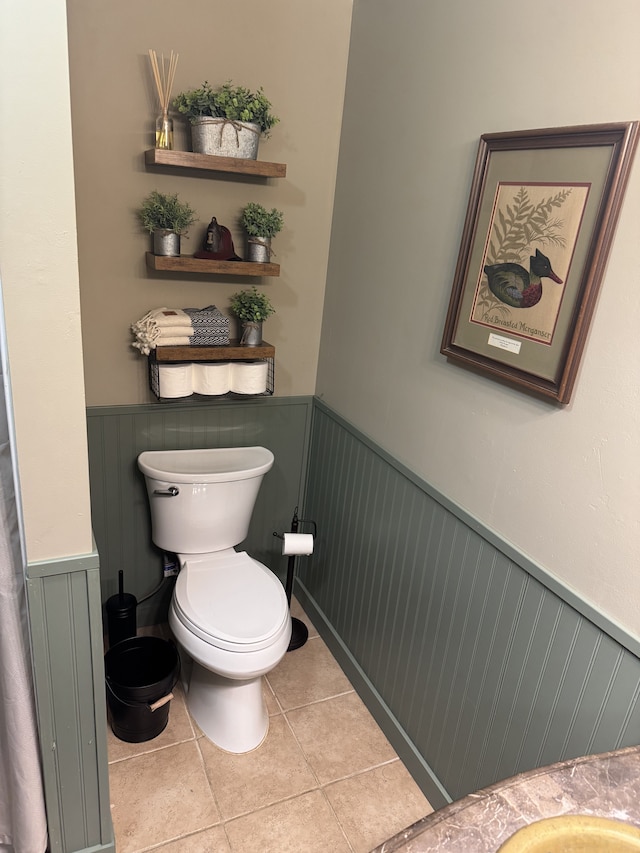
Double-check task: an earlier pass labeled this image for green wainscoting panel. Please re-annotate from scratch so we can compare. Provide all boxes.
[27,552,114,853]
[300,401,640,808]
[86,398,313,625]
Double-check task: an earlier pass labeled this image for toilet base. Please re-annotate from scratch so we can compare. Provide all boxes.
[187,662,268,753]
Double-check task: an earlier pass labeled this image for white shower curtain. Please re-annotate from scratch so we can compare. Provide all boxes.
[0,282,48,852]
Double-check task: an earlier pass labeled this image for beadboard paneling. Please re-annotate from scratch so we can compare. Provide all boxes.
[27,554,114,853]
[301,401,640,806]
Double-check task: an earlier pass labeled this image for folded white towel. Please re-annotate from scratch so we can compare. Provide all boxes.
[131,308,194,355]
[155,337,191,346]
[142,307,193,328]
[150,324,195,338]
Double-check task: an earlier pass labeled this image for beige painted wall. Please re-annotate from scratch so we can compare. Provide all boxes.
[317,0,640,637]
[66,0,353,406]
[0,0,93,561]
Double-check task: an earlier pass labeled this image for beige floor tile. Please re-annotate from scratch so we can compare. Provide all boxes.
[198,714,317,820]
[324,760,434,853]
[107,683,194,763]
[267,635,352,709]
[287,692,397,784]
[290,596,319,639]
[154,826,231,852]
[224,790,351,853]
[109,741,220,853]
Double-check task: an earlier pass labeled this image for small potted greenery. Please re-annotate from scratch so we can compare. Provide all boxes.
[138,190,197,256]
[241,203,284,262]
[173,81,279,159]
[230,286,276,346]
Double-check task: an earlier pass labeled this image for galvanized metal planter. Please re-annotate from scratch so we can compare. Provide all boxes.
[191,118,260,159]
[247,237,271,263]
[240,321,263,346]
[153,229,180,256]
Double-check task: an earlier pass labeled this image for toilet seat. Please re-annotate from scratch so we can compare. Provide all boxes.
[173,550,289,653]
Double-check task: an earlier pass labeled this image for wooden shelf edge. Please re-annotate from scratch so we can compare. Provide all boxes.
[145,253,280,277]
[153,341,275,362]
[144,148,286,178]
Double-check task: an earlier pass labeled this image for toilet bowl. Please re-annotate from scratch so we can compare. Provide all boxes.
[138,446,291,753]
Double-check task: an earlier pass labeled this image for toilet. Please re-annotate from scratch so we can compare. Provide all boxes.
[137,445,291,753]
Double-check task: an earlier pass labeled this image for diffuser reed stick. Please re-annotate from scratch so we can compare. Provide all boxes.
[148,49,178,149]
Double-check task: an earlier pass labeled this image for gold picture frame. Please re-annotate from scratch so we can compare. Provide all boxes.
[441,122,639,404]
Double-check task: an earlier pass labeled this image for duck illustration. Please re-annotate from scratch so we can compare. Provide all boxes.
[484,249,563,308]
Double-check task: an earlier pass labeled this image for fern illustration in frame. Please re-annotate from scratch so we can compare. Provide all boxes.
[441,122,639,404]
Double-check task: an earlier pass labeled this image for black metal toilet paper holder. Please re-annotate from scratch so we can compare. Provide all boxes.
[274,506,316,652]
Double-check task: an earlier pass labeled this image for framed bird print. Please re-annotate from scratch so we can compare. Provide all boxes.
[441,122,639,404]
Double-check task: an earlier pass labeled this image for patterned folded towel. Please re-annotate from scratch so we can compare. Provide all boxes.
[184,306,229,330]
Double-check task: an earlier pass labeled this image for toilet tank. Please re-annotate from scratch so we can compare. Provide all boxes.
[137,446,274,554]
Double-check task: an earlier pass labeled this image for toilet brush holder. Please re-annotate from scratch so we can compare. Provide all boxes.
[106,570,137,648]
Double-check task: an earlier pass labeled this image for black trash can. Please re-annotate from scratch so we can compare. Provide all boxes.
[104,636,180,743]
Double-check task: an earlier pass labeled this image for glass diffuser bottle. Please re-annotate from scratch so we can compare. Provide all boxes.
[155,111,174,150]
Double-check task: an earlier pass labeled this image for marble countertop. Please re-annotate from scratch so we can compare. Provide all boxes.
[372,745,640,852]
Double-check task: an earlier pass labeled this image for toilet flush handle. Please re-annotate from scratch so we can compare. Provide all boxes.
[153,486,179,497]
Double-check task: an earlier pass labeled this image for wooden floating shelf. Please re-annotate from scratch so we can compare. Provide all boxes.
[153,341,275,362]
[145,148,286,178]
[146,253,280,277]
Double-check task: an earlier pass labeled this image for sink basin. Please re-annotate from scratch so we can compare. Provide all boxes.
[498,815,640,852]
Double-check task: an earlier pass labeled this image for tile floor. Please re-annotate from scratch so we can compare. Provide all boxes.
[106,598,433,853]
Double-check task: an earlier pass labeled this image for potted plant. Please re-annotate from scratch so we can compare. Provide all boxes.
[172,80,279,159]
[138,190,197,256]
[229,286,276,346]
[241,202,284,262]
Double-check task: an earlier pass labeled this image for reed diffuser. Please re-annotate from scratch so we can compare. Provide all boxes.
[148,49,178,150]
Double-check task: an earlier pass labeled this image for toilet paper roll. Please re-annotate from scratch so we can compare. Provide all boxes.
[282,533,314,556]
[192,362,230,395]
[158,363,193,398]
[230,360,268,395]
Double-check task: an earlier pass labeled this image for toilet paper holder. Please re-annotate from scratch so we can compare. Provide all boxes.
[273,507,316,652]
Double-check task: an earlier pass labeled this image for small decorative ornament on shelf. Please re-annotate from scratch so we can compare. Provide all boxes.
[148,49,178,150]
[193,217,242,261]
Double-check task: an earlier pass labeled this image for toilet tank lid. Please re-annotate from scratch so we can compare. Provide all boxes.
[138,446,274,483]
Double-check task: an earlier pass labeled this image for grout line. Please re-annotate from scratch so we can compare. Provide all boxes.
[321,756,401,789]
[274,688,356,715]
[194,734,224,818]
[220,782,323,827]
[131,821,222,853]
[107,734,196,765]
[318,786,356,853]
[263,674,286,715]
[280,707,323,789]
